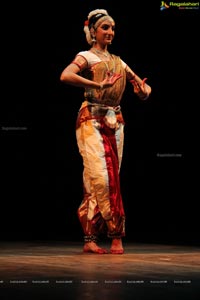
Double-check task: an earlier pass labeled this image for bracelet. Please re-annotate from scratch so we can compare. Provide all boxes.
[99,83,104,90]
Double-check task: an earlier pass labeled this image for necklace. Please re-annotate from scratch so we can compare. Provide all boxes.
[90,47,115,75]
[91,48,110,58]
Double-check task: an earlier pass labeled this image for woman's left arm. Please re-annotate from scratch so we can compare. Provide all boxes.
[125,64,152,100]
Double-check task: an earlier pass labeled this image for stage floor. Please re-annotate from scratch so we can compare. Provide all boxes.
[0,241,200,299]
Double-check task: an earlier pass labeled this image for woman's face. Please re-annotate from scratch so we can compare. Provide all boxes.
[95,21,115,46]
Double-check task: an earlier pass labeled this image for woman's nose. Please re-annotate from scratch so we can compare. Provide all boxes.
[107,28,114,34]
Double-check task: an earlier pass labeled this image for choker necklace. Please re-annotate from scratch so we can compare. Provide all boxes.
[91,48,110,58]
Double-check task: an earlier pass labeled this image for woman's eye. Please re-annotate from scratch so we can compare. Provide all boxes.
[101,25,115,31]
[102,25,109,30]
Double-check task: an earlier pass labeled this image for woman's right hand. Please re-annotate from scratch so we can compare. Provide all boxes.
[100,71,122,89]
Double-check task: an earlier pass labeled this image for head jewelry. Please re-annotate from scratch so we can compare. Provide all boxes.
[83,9,114,45]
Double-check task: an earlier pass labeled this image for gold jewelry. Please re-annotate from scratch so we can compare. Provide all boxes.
[99,83,104,90]
[91,48,110,58]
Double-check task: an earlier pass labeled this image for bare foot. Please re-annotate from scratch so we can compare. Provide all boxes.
[110,238,124,254]
[83,242,108,254]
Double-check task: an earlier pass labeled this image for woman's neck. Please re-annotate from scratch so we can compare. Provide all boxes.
[92,44,108,52]
[90,47,110,59]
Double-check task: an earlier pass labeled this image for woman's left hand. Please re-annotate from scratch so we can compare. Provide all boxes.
[130,77,151,100]
[130,77,147,93]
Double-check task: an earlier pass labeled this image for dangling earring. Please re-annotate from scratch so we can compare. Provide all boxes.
[92,36,96,43]
[90,27,96,44]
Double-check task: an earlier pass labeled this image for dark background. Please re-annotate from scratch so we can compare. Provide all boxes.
[1,1,199,244]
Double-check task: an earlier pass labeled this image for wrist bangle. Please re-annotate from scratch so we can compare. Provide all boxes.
[99,83,104,90]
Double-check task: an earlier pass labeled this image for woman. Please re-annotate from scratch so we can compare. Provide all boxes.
[60,9,151,254]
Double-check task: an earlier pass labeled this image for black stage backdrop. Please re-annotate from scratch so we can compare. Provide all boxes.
[1,1,199,244]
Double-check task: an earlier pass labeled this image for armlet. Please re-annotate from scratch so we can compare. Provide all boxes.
[71,55,88,71]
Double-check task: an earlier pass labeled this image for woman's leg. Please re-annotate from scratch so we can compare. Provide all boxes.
[76,120,111,253]
[76,120,125,253]
[109,123,125,254]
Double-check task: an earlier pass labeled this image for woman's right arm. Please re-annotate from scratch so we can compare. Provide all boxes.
[60,62,101,89]
[60,55,122,90]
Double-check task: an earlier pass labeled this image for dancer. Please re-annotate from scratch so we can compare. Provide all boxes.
[60,8,151,254]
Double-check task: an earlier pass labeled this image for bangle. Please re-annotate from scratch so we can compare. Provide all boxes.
[99,83,104,90]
